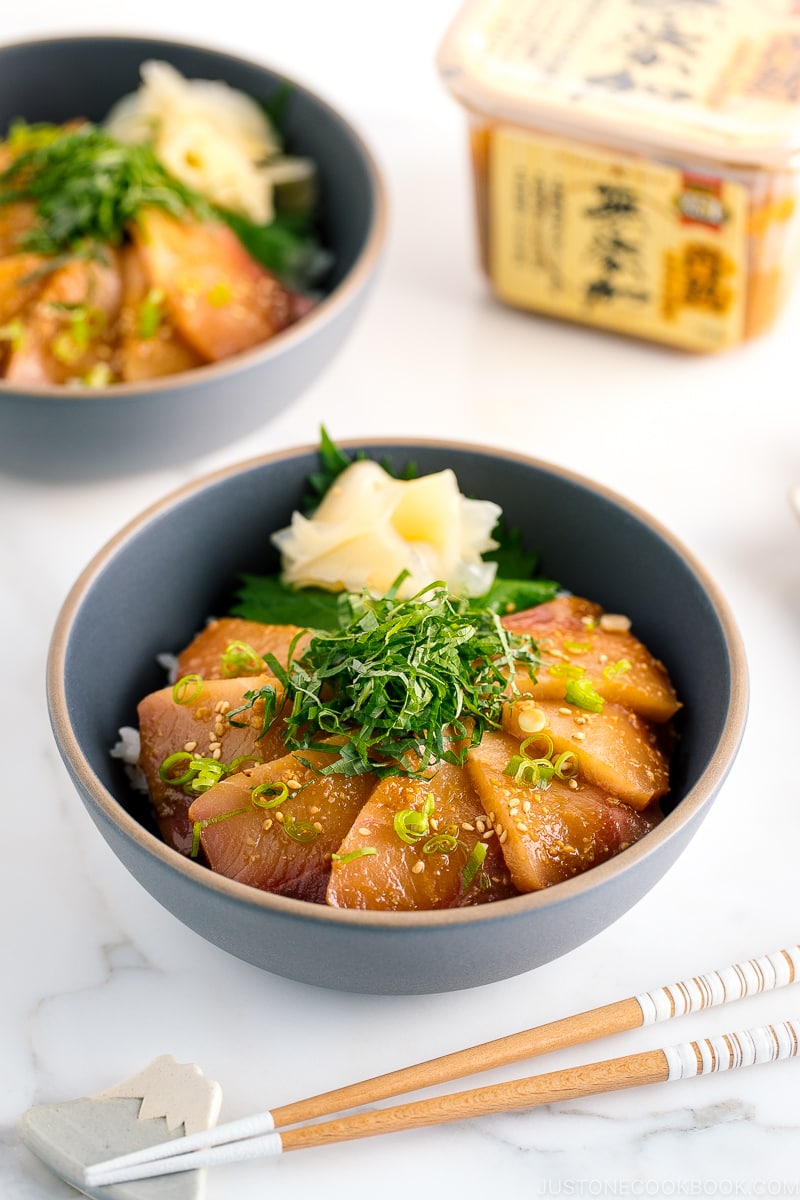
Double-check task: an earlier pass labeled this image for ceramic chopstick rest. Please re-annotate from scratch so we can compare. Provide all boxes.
[17,1054,221,1200]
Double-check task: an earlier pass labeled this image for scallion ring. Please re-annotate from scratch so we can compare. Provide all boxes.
[220,640,264,678]
[158,751,195,786]
[553,750,579,779]
[422,833,460,855]
[283,819,319,844]
[548,663,586,679]
[331,847,377,865]
[172,674,203,705]
[250,781,289,809]
[462,841,488,890]
[564,677,605,713]
[603,658,632,679]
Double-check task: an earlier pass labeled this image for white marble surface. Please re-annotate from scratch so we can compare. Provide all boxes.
[3,2,800,1197]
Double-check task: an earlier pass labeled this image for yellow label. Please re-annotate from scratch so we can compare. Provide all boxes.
[489,126,749,350]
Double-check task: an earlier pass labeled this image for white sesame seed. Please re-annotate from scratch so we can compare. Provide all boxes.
[358,827,371,836]
[599,613,631,633]
[412,860,425,874]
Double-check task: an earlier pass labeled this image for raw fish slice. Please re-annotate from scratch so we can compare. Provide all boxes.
[137,674,287,854]
[504,596,680,723]
[503,698,670,809]
[176,617,311,680]
[4,250,122,385]
[326,761,517,911]
[189,749,377,903]
[467,731,654,892]
[0,199,36,255]
[0,252,47,323]
[117,243,204,381]
[132,210,297,361]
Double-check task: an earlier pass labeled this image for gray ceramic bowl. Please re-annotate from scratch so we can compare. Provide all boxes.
[0,37,385,479]
[47,441,748,994]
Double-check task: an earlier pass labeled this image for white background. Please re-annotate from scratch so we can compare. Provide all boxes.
[2,2,800,1197]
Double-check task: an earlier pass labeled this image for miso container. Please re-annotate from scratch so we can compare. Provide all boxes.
[438,0,800,351]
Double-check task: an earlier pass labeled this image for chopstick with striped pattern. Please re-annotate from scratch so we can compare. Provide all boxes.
[83,943,799,1187]
[87,1017,800,1185]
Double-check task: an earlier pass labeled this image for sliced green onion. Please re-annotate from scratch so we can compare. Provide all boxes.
[138,287,165,339]
[553,750,579,779]
[51,303,105,362]
[393,793,436,844]
[462,841,488,891]
[563,640,591,653]
[603,658,632,679]
[331,847,377,865]
[283,818,319,844]
[188,758,227,794]
[172,673,203,705]
[207,280,234,307]
[220,640,264,678]
[422,833,460,855]
[0,317,24,351]
[81,363,113,388]
[549,663,586,679]
[520,733,554,760]
[158,751,195,785]
[564,677,605,713]
[190,806,248,858]
[227,755,260,773]
[250,781,289,809]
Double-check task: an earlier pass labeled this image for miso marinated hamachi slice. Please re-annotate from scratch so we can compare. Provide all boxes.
[326,762,517,911]
[117,243,204,382]
[4,252,122,385]
[0,199,36,256]
[189,749,377,904]
[504,596,680,723]
[503,698,669,809]
[466,731,653,892]
[132,210,296,361]
[176,618,311,680]
[0,253,47,324]
[137,675,287,855]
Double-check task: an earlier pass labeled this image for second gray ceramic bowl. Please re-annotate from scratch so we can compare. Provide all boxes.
[47,441,748,993]
[0,36,385,479]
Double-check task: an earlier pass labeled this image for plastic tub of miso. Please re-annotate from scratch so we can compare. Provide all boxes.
[438,0,800,351]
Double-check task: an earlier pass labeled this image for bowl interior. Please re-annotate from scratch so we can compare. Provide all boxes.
[0,38,385,479]
[49,442,747,990]
[60,441,738,835]
[0,35,374,292]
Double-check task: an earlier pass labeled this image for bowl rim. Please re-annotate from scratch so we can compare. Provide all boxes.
[0,32,388,402]
[47,438,749,930]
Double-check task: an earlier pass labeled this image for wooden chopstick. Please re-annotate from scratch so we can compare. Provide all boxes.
[86,1016,800,1185]
[84,943,800,1186]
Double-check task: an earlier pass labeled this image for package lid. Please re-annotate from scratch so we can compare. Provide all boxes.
[438,0,800,169]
